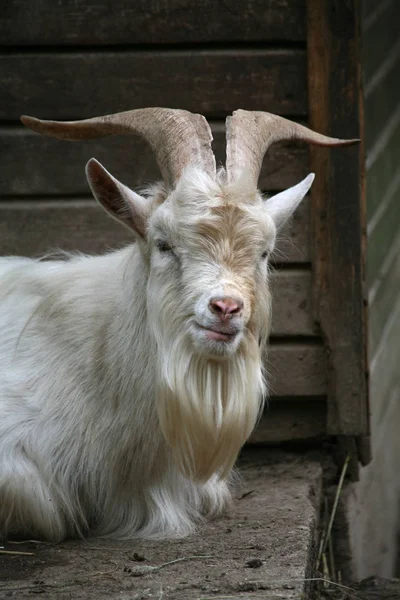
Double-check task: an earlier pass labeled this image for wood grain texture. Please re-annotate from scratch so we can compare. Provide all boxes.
[0,0,306,45]
[267,343,326,396]
[0,50,307,120]
[249,398,327,443]
[0,126,310,195]
[0,200,315,334]
[308,0,368,436]
[270,270,317,336]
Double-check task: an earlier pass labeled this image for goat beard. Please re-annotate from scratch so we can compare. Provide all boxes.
[156,332,265,482]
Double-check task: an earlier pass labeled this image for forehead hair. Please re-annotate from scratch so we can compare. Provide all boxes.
[150,168,275,266]
[174,166,261,210]
[151,166,273,246]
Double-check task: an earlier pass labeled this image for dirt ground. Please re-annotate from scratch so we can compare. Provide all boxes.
[2,449,399,600]
[0,450,322,600]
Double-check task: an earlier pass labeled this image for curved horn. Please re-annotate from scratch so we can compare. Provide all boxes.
[225,109,360,185]
[21,108,216,188]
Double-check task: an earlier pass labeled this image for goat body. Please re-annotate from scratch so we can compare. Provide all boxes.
[0,108,357,541]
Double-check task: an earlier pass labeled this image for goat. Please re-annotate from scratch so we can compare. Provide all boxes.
[0,108,358,541]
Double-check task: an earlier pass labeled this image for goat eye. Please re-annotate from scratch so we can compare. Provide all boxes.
[155,239,174,254]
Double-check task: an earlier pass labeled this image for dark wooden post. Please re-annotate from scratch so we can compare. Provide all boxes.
[307,0,369,463]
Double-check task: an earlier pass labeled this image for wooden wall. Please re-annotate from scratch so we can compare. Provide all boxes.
[363,0,400,434]
[0,0,366,444]
[307,0,367,446]
[347,0,400,578]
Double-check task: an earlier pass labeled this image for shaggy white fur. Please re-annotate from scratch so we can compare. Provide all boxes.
[0,165,314,541]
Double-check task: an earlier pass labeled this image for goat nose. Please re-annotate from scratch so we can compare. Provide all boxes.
[209,296,244,318]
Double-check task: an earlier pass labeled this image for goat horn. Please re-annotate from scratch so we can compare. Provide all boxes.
[21,108,216,188]
[225,109,360,185]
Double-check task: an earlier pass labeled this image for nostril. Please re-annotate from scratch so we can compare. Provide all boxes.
[209,296,244,317]
[211,300,228,315]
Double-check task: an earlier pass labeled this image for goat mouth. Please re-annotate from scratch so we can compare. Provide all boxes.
[195,324,239,343]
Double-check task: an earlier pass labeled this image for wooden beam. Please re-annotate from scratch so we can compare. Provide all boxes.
[0,0,306,45]
[270,270,318,336]
[249,398,327,443]
[307,0,369,438]
[268,343,326,396]
[0,50,307,121]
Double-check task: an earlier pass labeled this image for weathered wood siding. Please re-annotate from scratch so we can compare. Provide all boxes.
[0,0,307,45]
[347,1,400,579]
[0,0,366,443]
[307,0,368,440]
[363,0,400,435]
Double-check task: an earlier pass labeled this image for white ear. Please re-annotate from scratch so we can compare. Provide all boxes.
[265,173,315,230]
[86,158,149,239]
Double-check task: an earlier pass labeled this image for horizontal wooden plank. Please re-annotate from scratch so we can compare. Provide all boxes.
[249,398,327,443]
[267,343,326,396]
[0,126,309,195]
[0,0,307,45]
[270,270,317,336]
[0,50,307,120]
[0,195,310,266]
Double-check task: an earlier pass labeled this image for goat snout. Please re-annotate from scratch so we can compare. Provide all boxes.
[209,296,243,320]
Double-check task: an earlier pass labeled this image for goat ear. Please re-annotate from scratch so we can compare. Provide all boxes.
[86,158,148,239]
[265,173,315,231]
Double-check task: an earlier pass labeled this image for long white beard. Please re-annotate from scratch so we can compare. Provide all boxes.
[156,333,265,482]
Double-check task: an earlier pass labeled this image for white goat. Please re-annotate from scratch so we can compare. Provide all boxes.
[0,108,357,541]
